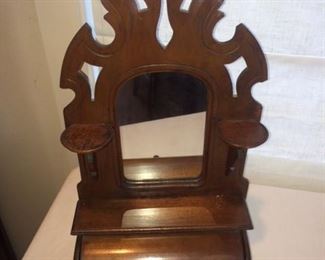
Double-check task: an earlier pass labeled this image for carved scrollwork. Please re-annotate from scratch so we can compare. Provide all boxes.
[61,0,267,124]
[60,0,269,198]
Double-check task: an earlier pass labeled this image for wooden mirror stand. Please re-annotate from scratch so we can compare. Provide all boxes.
[60,0,268,259]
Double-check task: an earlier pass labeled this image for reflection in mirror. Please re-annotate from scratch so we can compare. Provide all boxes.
[116,72,207,183]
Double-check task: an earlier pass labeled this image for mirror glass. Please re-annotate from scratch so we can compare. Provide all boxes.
[116,72,207,183]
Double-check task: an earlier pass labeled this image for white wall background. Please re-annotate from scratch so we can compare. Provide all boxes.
[0,0,81,257]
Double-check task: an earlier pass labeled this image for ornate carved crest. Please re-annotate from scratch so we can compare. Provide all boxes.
[60,0,268,199]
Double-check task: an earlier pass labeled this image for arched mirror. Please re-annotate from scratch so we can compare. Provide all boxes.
[116,72,208,183]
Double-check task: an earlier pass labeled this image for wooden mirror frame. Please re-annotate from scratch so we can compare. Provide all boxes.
[60,0,268,206]
[115,72,209,185]
[115,68,212,189]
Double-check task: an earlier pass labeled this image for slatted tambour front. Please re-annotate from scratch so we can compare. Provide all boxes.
[79,232,249,260]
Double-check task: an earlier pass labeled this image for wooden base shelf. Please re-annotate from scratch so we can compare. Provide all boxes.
[72,195,252,235]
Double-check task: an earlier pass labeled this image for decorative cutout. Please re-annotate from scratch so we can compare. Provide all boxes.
[83,0,115,45]
[95,35,114,45]
[134,0,148,11]
[81,63,102,101]
[156,0,174,48]
[212,1,236,43]
[225,57,247,97]
[180,0,193,12]
[225,148,239,176]
[94,1,115,45]
[85,153,98,178]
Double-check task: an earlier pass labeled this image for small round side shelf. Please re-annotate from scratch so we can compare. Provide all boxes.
[61,124,114,154]
[217,120,268,149]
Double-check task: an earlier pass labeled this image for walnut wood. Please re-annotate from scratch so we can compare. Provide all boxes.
[71,195,252,235]
[218,120,269,148]
[123,156,202,182]
[60,0,268,197]
[61,124,114,154]
[60,0,269,259]
[78,232,248,260]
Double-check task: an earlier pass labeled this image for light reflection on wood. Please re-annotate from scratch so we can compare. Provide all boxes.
[123,156,203,181]
[81,233,245,259]
[121,206,215,228]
